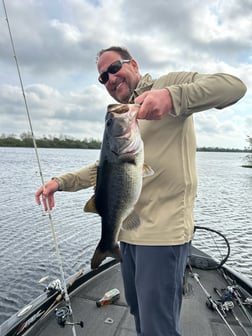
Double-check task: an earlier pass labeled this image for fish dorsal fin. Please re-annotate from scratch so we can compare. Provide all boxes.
[84,195,98,214]
[122,210,141,231]
[143,163,154,177]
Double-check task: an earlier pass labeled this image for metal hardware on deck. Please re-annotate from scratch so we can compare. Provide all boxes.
[104,317,114,324]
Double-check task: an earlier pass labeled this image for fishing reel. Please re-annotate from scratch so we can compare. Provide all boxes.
[44,279,63,295]
[55,306,84,328]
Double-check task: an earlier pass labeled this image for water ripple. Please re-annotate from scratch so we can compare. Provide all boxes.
[0,149,251,325]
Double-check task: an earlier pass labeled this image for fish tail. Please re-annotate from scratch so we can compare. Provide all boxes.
[91,243,122,269]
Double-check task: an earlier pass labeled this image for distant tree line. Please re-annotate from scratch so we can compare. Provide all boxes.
[0,133,251,153]
[197,147,249,153]
[0,132,101,149]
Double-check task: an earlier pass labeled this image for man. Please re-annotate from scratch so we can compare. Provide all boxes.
[35,46,246,336]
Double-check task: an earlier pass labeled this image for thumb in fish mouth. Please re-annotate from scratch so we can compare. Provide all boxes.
[91,244,122,269]
[107,104,129,114]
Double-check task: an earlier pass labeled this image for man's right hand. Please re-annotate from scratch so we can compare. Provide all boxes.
[35,179,59,211]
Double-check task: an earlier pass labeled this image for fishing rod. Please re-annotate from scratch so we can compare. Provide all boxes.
[2,1,82,334]
[43,269,84,317]
[220,268,252,326]
[214,287,250,336]
[227,285,252,326]
[188,264,238,336]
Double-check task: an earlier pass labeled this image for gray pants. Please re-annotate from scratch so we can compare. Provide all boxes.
[120,242,190,336]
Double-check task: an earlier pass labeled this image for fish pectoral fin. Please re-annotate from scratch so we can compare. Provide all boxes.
[84,195,98,213]
[142,163,154,177]
[122,210,141,230]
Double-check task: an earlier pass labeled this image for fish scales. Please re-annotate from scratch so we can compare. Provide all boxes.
[95,157,143,239]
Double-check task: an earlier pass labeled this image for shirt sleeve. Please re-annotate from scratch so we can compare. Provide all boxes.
[164,72,247,117]
[54,161,98,192]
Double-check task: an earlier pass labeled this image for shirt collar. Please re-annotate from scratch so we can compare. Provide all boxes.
[129,73,154,103]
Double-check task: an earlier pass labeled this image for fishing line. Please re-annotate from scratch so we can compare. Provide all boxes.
[2,1,78,334]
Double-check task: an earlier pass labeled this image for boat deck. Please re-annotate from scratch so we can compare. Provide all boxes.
[27,262,252,336]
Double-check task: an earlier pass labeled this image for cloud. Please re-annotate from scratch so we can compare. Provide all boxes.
[0,0,251,148]
[0,82,112,139]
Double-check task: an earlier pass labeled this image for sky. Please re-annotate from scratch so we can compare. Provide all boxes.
[0,0,251,149]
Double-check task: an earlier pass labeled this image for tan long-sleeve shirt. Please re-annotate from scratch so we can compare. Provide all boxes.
[55,72,246,245]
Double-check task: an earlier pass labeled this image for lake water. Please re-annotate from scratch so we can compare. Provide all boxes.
[0,147,251,325]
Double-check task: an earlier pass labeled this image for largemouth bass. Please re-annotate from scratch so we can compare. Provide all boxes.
[84,103,153,269]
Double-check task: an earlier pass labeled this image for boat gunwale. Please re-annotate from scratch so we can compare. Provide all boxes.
[1,251,252,336]
[0,259,118,336]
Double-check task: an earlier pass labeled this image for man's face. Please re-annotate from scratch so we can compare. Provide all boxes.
[97,51,140,103]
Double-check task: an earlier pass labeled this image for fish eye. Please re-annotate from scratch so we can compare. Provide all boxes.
[106,119,113,127]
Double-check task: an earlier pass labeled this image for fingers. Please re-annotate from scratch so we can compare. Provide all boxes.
[35,187,43,205]
[35,179,59,211]
[135,95,151,119]
[42,194,55,211]
[138,102,152,119]
[134,89,172,120]
[35,188,53,211]
[134,91,149,106]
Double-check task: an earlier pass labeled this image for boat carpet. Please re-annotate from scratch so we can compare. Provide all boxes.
[27,263,252,336]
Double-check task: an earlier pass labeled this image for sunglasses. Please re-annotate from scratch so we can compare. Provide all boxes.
[98,59,131,84]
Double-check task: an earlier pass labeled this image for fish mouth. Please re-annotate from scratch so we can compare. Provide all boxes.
[107,103,140,114]
[106,103,142,157]
[111,135,142,158]
[112,148,140,158]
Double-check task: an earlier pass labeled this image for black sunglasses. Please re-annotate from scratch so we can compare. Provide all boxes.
[98,60,131,84]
